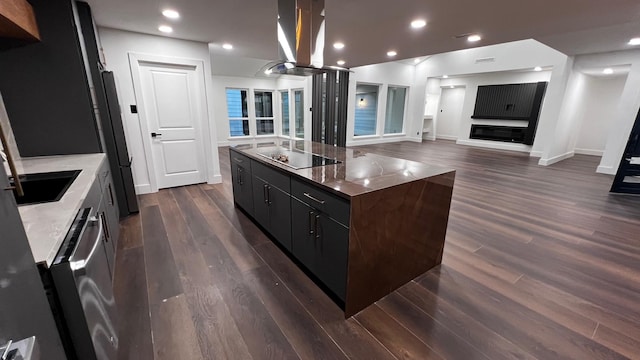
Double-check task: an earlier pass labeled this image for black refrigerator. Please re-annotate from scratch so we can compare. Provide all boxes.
[100,71,139,216]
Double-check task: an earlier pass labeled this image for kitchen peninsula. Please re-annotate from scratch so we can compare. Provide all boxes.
[230,140,455,317]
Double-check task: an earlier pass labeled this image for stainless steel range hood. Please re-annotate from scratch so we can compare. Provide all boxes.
[261,0,346,76]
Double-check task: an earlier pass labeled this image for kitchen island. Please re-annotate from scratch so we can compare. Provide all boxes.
[230,140,455,317]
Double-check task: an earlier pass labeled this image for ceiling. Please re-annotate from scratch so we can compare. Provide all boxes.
[84,0,640,68]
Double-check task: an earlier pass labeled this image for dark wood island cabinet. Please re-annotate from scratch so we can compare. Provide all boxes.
[230,140,455,317]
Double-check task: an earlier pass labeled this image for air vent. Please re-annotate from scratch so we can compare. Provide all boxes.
[475,57,496,64]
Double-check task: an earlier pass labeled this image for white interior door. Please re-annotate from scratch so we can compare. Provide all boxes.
[436,87,466,140]
[131,58,208,190]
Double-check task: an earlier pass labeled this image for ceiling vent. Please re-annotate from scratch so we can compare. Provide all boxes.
[475,57,496,64]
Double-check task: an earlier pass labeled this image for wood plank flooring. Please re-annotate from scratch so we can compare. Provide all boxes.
[113,140,640,360]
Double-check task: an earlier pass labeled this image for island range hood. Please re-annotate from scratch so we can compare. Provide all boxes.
[262,0,346,76]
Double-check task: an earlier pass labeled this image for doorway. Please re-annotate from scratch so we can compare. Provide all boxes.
[129,54,209,191]
[436,87,466,140]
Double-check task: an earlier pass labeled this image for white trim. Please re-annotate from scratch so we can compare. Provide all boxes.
[135,184,153,195]
[436,135,458,141]
[596,165,616,175]
[382,133,406,138]
[538,151,575,166]
[574,148,604,156]
[218,141,231,147]
[529,150,544,158]
[351,134,380,140]
[208,175,222,184]
[456,139,532,153]
[128,52,212,193]
[347,135,409,146]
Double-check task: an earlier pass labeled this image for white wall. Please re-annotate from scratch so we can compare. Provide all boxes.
[575,75,627,156]
[347,61,417,146]
[98,27,221,194]
[211,74,311,145]
[571,50,640,174]
[412,39,572,160]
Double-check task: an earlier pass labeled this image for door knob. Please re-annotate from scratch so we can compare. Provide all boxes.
[151,132,162,138]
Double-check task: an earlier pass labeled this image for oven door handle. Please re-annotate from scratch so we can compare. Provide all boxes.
[70,216,104,276]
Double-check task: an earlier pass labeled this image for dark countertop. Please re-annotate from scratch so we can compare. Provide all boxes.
[231,140,455,199]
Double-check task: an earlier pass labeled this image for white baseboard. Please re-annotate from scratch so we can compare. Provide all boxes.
[436,135,458,141]
[347,136,410,146]
[217,140,230,147]
[529,150,543,158]
[574,148,604,156]
[456,139,532,153]
[597,165,616,175]
[208,175,222,184]
[135,184,153,195]
[538,151,574,166]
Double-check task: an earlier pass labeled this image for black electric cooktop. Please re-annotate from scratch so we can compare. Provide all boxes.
[257,149,341,169]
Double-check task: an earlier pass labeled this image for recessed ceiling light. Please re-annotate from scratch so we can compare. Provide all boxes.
[468,34,482,42]
[450,86,455,89]
[265,69,273,75]
[411,19,426,29]
[414,58,421,64]
[629,38,640,46]
[162,9,180,19]
[442,75,449,78]
[222,43,233,50]
[337,60,346,66]
[387,50,397,57]
[534,66,542,72]
[603,68,614,75]
[333,42,345,49]
[158,25,173,33]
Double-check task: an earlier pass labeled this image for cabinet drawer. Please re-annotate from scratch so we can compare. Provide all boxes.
[251,160,290,193]
[291,178,350,227]
[230,150,253,174]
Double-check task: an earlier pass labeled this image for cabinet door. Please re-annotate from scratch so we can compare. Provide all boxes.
[252,176,270,229]
[291,198,318,274]
[98,197,116,280]
[267,185,292,251]
[104,179,120,251]
[231,162,253,214]
[316,215,349,301]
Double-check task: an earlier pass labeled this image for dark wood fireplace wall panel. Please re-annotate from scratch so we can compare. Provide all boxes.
[470,82,547,145]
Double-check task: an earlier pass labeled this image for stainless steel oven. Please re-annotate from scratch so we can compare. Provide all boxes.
[47,208,118,360]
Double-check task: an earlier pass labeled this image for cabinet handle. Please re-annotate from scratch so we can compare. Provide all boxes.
[262,184,269,204]
[267,186,272,205]
[100,212,110,241]
[108,183,114,206]
[234,157,244,163]
[303,192,326,205]
[315,214,321,241]
[1,340,13,360]
[308,211,315,235]
[238,167,244,185]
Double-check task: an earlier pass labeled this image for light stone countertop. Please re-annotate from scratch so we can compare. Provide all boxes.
[5,154,106,267]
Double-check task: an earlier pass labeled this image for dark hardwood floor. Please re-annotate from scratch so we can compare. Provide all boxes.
[113,140,640,360]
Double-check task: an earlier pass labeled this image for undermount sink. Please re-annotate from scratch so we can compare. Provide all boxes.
[9,170,81,206]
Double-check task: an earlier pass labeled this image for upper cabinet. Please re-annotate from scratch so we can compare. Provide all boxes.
[0,0,40,48]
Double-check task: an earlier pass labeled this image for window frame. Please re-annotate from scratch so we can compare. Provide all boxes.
[279,90,291,138]
[225,88,250,138]
[292,88,305,140]
[254,89,276,137]
[383,85,409,136]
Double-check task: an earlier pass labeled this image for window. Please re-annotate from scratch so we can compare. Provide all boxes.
[226,89,249,137]
[384,87,407,134]
[294,90,304,139]
[354,84,379,136]
[280,91,290,136]
[254,91,274,135]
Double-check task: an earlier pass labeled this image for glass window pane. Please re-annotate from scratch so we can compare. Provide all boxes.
[229,119,249,137]
[294,90,304,138]
[256,119,274,135]
[384,87,407,134]
[281,91,290,136]
[354,84,379,136]
[226,89,248,118]
[254,91,273,118]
